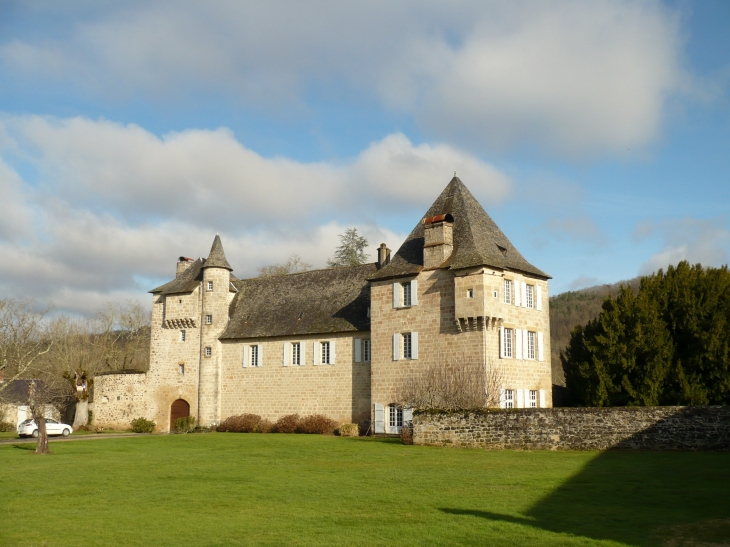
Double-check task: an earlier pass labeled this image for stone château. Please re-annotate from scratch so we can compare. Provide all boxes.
[95,177,552,432]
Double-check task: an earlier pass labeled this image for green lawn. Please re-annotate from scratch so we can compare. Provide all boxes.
[0,434,728,547]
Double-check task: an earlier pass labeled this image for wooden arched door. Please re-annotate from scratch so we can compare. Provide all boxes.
[170,399,190,431]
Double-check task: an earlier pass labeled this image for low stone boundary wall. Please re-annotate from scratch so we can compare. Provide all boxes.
[413,406,730,450]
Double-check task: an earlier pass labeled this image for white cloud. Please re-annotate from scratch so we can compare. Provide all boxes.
[0,114,499,315]
[0,0,693,155]
[637,217,730,274]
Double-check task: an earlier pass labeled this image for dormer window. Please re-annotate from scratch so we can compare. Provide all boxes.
[207,281,213,291]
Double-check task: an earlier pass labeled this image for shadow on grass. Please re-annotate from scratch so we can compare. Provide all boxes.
[439,409,730,546]
[12,444,36,451]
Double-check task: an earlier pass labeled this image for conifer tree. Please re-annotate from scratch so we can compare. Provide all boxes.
[563,261,730,406]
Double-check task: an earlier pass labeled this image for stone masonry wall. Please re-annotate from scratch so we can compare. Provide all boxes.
[414,406,730,450]
[220,332,371,424]
[370,268,552,417]
[94,371,148,429]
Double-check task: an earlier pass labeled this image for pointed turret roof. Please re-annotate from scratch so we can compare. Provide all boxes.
[370,177,549,279]
[202,234,233,271]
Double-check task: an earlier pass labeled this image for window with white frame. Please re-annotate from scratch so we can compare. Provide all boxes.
[502,328,513,358]
[292,342,301,365]
[388,404,403,433]
[402,281,412,306]
[504,389,514,408]
[363,339,371,362]
[250,344,260,367]
[529,390,537,408]
[403,333,412,359]
[207,281,213,291]
[525,284,534,308]
[180,330,186,342]
[504,279,513,304]
[204,346,212,357]
[205,314,212,325]
[321,341,331,365]
[526,331,536,360]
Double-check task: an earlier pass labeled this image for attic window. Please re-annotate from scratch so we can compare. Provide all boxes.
[497,245,507,257]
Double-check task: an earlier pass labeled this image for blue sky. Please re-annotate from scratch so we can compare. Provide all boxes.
[0,0,728,315]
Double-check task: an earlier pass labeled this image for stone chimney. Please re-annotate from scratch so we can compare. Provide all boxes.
[423,214,454,269]
[377,243,391,269]
[176,256,195,278]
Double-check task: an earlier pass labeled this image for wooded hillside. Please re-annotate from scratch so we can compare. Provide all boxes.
[549,277,641,385]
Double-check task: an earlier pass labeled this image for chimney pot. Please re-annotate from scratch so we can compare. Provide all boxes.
[377,243,391,269]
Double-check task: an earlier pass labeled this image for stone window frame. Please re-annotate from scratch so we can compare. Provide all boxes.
[504,389,515,408]
[207,281,213,291]
[178,364,185,375]
[393,279,418,308]
[320,341,331,365]
[525,284,534,309]
[363,339,371,363]
[526,331,536,360]
[529,390,537,408]
[503,279,513,304]
[205,314,212,325]
[180,330,186,342]
[204,346,212,358]
[501,327,514,358]
[292,342,301,366]
[466,288,474,299]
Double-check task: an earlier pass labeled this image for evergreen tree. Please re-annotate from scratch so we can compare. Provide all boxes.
[563,261,730,406]
[327,228,369,267]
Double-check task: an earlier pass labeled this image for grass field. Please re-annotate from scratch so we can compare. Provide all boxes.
[1,434,728,547]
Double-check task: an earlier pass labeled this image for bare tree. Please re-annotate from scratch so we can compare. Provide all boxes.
[397,356,503,410]
[258,253,312,277]
[0,298,53,397]
[26,376,69,455]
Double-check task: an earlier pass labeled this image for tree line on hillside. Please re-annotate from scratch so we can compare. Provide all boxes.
[0,298,150,453]
[561,261,730,407]
[549,277,641,385]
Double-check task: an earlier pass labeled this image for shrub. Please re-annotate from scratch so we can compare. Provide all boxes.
[338,423,358,437]
[174,416,197,434]
[0,421,15,432]
[274,414,300,434]
[130,417,156,433]
[257,419,274,433]
[217,413,262,433]
[399,426,414,445]
[298,414,339,435]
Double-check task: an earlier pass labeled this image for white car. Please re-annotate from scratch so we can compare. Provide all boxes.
[17,419,73,438]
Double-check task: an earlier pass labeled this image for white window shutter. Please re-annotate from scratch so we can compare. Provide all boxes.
[536,285,543,311]
[499,389,506,409]
[257,345,263,367]
[411,279,418,306]
[412,332,418,360]
[393,333,400,361]
[313,341,319,365]
[283,342,290,366]
[515,329,523,360]
[330,339,336,364]
[520,281,527,308]
[539,390,546,408]
[402,407,413,425]
[374,404,385,433]
[242,345,249,368]
[393,282,401,308]
[538,331,544,362]
[524,330,530,359]
[354,338,362,363]
[499,327,505,359]
[301,341,306,366]
[516,389,524,408]
[514,281,521,306]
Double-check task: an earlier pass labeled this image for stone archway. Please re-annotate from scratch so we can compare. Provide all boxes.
[170,399,190,431]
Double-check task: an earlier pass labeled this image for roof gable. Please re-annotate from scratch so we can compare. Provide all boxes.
[370,177,549,279]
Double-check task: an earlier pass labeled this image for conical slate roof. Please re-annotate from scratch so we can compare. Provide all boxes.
[202,234,233,271]
[370,177,549,280]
